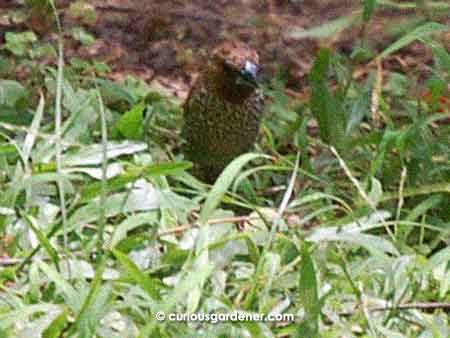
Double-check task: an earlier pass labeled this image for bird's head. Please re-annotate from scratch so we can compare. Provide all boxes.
[211,41,261,89]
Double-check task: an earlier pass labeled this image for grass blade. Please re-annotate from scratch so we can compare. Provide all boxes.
[199,153,266,223]
[380,22,449,59]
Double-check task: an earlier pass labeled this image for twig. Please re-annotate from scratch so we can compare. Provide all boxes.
[396,166,407,221]
[331,146,398,243]
[284,88,310,101]
[339,302,450,316]
[0,257,23,266]
[330,146,376,210]
[157,215,260,237]
[371,57,383,127]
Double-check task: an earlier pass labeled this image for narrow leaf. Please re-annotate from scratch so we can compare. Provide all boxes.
[43,308,70,338]
[380,22,449,59]
[112,249,162,300]
[23,214,60,268]
[288,12,359,39]
[200,153,265,223]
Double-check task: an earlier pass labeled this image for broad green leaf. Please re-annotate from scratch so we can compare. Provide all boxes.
[0,304,61,330]
[71,27,95,46]
[15,173,76,195]
[297,244,319,338]
[307,211,398,255]
[116,103,145,139]
[310,48,346,150]
[62,141,147,166]
[3,31,37,56]
[94,78,135,105]
[0,80,28,108]
[81,161,192,201]
[0,55,13,75]
[0,106,33,125]
[68,185,161,234]
[68,0,98,25]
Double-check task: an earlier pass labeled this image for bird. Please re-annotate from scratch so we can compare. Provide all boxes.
[182,41,265,183]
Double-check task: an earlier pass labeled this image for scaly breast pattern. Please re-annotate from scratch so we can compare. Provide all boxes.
[182,78,264,182]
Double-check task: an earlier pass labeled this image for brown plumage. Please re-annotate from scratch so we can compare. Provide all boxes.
[182,41,265,183]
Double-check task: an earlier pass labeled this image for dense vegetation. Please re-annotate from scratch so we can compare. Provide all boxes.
[0,1,449,337]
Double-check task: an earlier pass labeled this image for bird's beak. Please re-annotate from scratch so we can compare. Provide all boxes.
[240,61,261,86]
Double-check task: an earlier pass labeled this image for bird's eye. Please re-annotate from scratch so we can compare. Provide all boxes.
[223,60,236,70]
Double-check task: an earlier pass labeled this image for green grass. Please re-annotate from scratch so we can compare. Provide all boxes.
[0,1,449,337]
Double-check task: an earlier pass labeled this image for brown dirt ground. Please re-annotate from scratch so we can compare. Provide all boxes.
[1,0,449,101]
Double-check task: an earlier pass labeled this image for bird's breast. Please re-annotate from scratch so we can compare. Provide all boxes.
[182,80,264,169]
